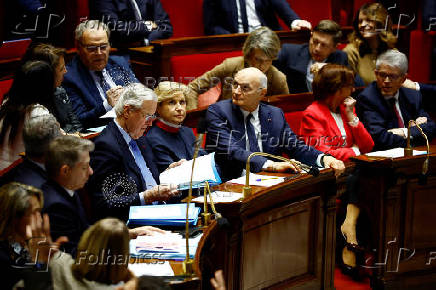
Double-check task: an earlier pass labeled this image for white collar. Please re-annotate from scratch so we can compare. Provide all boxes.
[240,105,260,119]
[114,119,133,145]
[157,117,182,128]
[63,187,75,197]
[383,91,400,101]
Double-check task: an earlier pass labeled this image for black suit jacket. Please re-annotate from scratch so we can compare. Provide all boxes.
[273,43,360,93]
[203,0,300,35]
[205,100,321,181]
[89,0,173,45]
[0,158,47,189]
[88,120,160,221]
[41,180,89,255]
[357,82,436,150]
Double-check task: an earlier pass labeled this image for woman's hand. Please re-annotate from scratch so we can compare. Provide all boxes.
[343,97,358,123]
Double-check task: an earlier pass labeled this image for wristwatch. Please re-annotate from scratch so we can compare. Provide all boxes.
[348,116,359,127]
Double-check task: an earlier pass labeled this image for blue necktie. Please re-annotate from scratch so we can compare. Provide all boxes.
[129,139,157,189]
[238,0,249,32]
[246,113,260,152]
[95,71,111,96]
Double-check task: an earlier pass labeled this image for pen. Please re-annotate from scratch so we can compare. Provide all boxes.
[255,177,280,181]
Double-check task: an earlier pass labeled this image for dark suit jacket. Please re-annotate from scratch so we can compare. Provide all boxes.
[357,82,436,151]
[88,120,160,221]
[41,180,89,255]
[273,43,363,93]
[0,158,47,189]
[203,0,300,35]
[205,99,321,181]
[89,0,173,45]
[62,55,138,128]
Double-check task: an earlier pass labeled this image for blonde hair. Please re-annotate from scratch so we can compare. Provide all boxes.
[0,182,43,240]
[72,218,130,284]
[154,81,188,103]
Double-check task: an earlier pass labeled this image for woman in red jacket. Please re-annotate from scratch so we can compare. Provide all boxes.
[300,64,374,279]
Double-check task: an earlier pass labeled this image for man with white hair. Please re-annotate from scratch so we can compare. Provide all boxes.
[63,20,139,128]
[357,49,436,150]
[88,83,178,221]
[205,67,345,181]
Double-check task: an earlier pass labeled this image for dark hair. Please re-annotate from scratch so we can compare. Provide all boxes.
[349,3,396,57]
[136,276,171,290]
[22,43,66,69]
[0,60,54,145]
[313,20,343,44]
[312,64,354,100]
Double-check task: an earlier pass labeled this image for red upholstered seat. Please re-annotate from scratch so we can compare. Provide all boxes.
[287,0,332,27]
[0,39,31,60]
[284,111,304,133]
[160,0,204,37]
[0,79,13,105]
[408,30,436,82]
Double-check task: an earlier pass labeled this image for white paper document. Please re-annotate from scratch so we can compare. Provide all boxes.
[100,109,116,118]
[192,191,243,203]
[128,261,174,276]
[159,153,221,189]
[229,173,285,187]
[366,147,427,158]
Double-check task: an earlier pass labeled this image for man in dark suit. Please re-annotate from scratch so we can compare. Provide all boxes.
[203,0,311,35]
[88,83,178,222]
[62,20,139,128]
[205,67,345,181]
[42,134,167,255]
[0,114,61,189]
[274,20,363,93]
[357,50,436,151]
[89,0,173,46]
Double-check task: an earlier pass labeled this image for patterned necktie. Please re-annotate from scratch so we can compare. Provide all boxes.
[95,71,111,96]
[246,113,260,152]
[238,0,249,32]
[388,98,404,128]
[129,139,157,189]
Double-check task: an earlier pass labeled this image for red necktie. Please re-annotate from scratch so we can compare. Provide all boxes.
[389,98,404,128]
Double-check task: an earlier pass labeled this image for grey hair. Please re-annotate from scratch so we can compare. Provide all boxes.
[23,114,61,158]
[376,49,408,75]
[259,73,268,89]
[75,20,110,42]
[242,26,281,60]
[114,83,158,116]
[238,67,268,89]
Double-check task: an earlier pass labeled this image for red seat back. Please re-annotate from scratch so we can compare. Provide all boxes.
[288,0,332,27]
[160,0,204,37]
[0,79,13,104]
[0,39,31,60]
[284,111,304,133]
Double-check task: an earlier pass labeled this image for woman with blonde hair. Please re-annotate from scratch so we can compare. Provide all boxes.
[145,81,206,173]
[50,218,132,289]
[343,2,397,85]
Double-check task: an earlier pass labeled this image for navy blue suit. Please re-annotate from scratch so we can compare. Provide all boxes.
[0,158,47,189]
[357,82,436,151]
[88,120,160,222]
[205,99,321,181]
[62,55,138,128]
[273,43,363,93]
[89,0,173,45]
[41,180,89,255]
[203,0,300,35]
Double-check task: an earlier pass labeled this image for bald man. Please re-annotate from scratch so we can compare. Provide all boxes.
[205,67,345,181]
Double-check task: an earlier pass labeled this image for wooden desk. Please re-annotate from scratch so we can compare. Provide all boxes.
[195,168,348,289]
[352,146,436,289]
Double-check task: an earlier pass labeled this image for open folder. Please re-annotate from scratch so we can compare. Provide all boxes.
[159,152,221,190]
[127,203,201,227]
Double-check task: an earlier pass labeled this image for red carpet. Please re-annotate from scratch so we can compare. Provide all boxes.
[334,268,371,290]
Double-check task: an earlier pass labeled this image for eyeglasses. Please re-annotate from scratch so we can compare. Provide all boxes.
[143,113,157,122]
[81,43,109,53]
[232,81,262,93]
[375,71,403,81]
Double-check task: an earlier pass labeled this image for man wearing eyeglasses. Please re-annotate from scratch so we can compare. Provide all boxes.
[357,50,436,150]
[205,67,345,181]
[88,83,179,221]
[63,20,139,128]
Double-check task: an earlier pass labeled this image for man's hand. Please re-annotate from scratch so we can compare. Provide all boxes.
[142,184,179,203]
[211,270,226,290]
[165,159,186,171]
[265,161,302,173]
[388,128,406,138]
[128,226,168,239]
[402,78,418,90]
[323,155,345,177]
[291,19,312,30]
[415,117,427,126]
[106,85,124,107]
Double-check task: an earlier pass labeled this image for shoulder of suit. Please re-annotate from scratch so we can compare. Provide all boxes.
[268,65,287,80]
[222,56,244,68]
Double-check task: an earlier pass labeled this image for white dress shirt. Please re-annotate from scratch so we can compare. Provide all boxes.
[90,69,117,112]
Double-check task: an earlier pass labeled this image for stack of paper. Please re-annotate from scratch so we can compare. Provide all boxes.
[159,153,221,190]
[129,232,203,260]
[128,261,175,276]
[366,148,427,158]
[192,191,243,203]
[229,173,285,187]
[127,203,201,227]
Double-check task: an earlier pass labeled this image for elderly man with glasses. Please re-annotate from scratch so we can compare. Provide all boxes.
[357,50,436,150]
[62,20,139,128]
[88,83,179,221]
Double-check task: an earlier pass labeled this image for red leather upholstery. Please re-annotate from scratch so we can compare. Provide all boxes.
[288,0,332,27]
[160,0,204,37]
[284,111,304,134]
[0,39,31,60]
[0,79,13,104]
[408,30,436,82]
